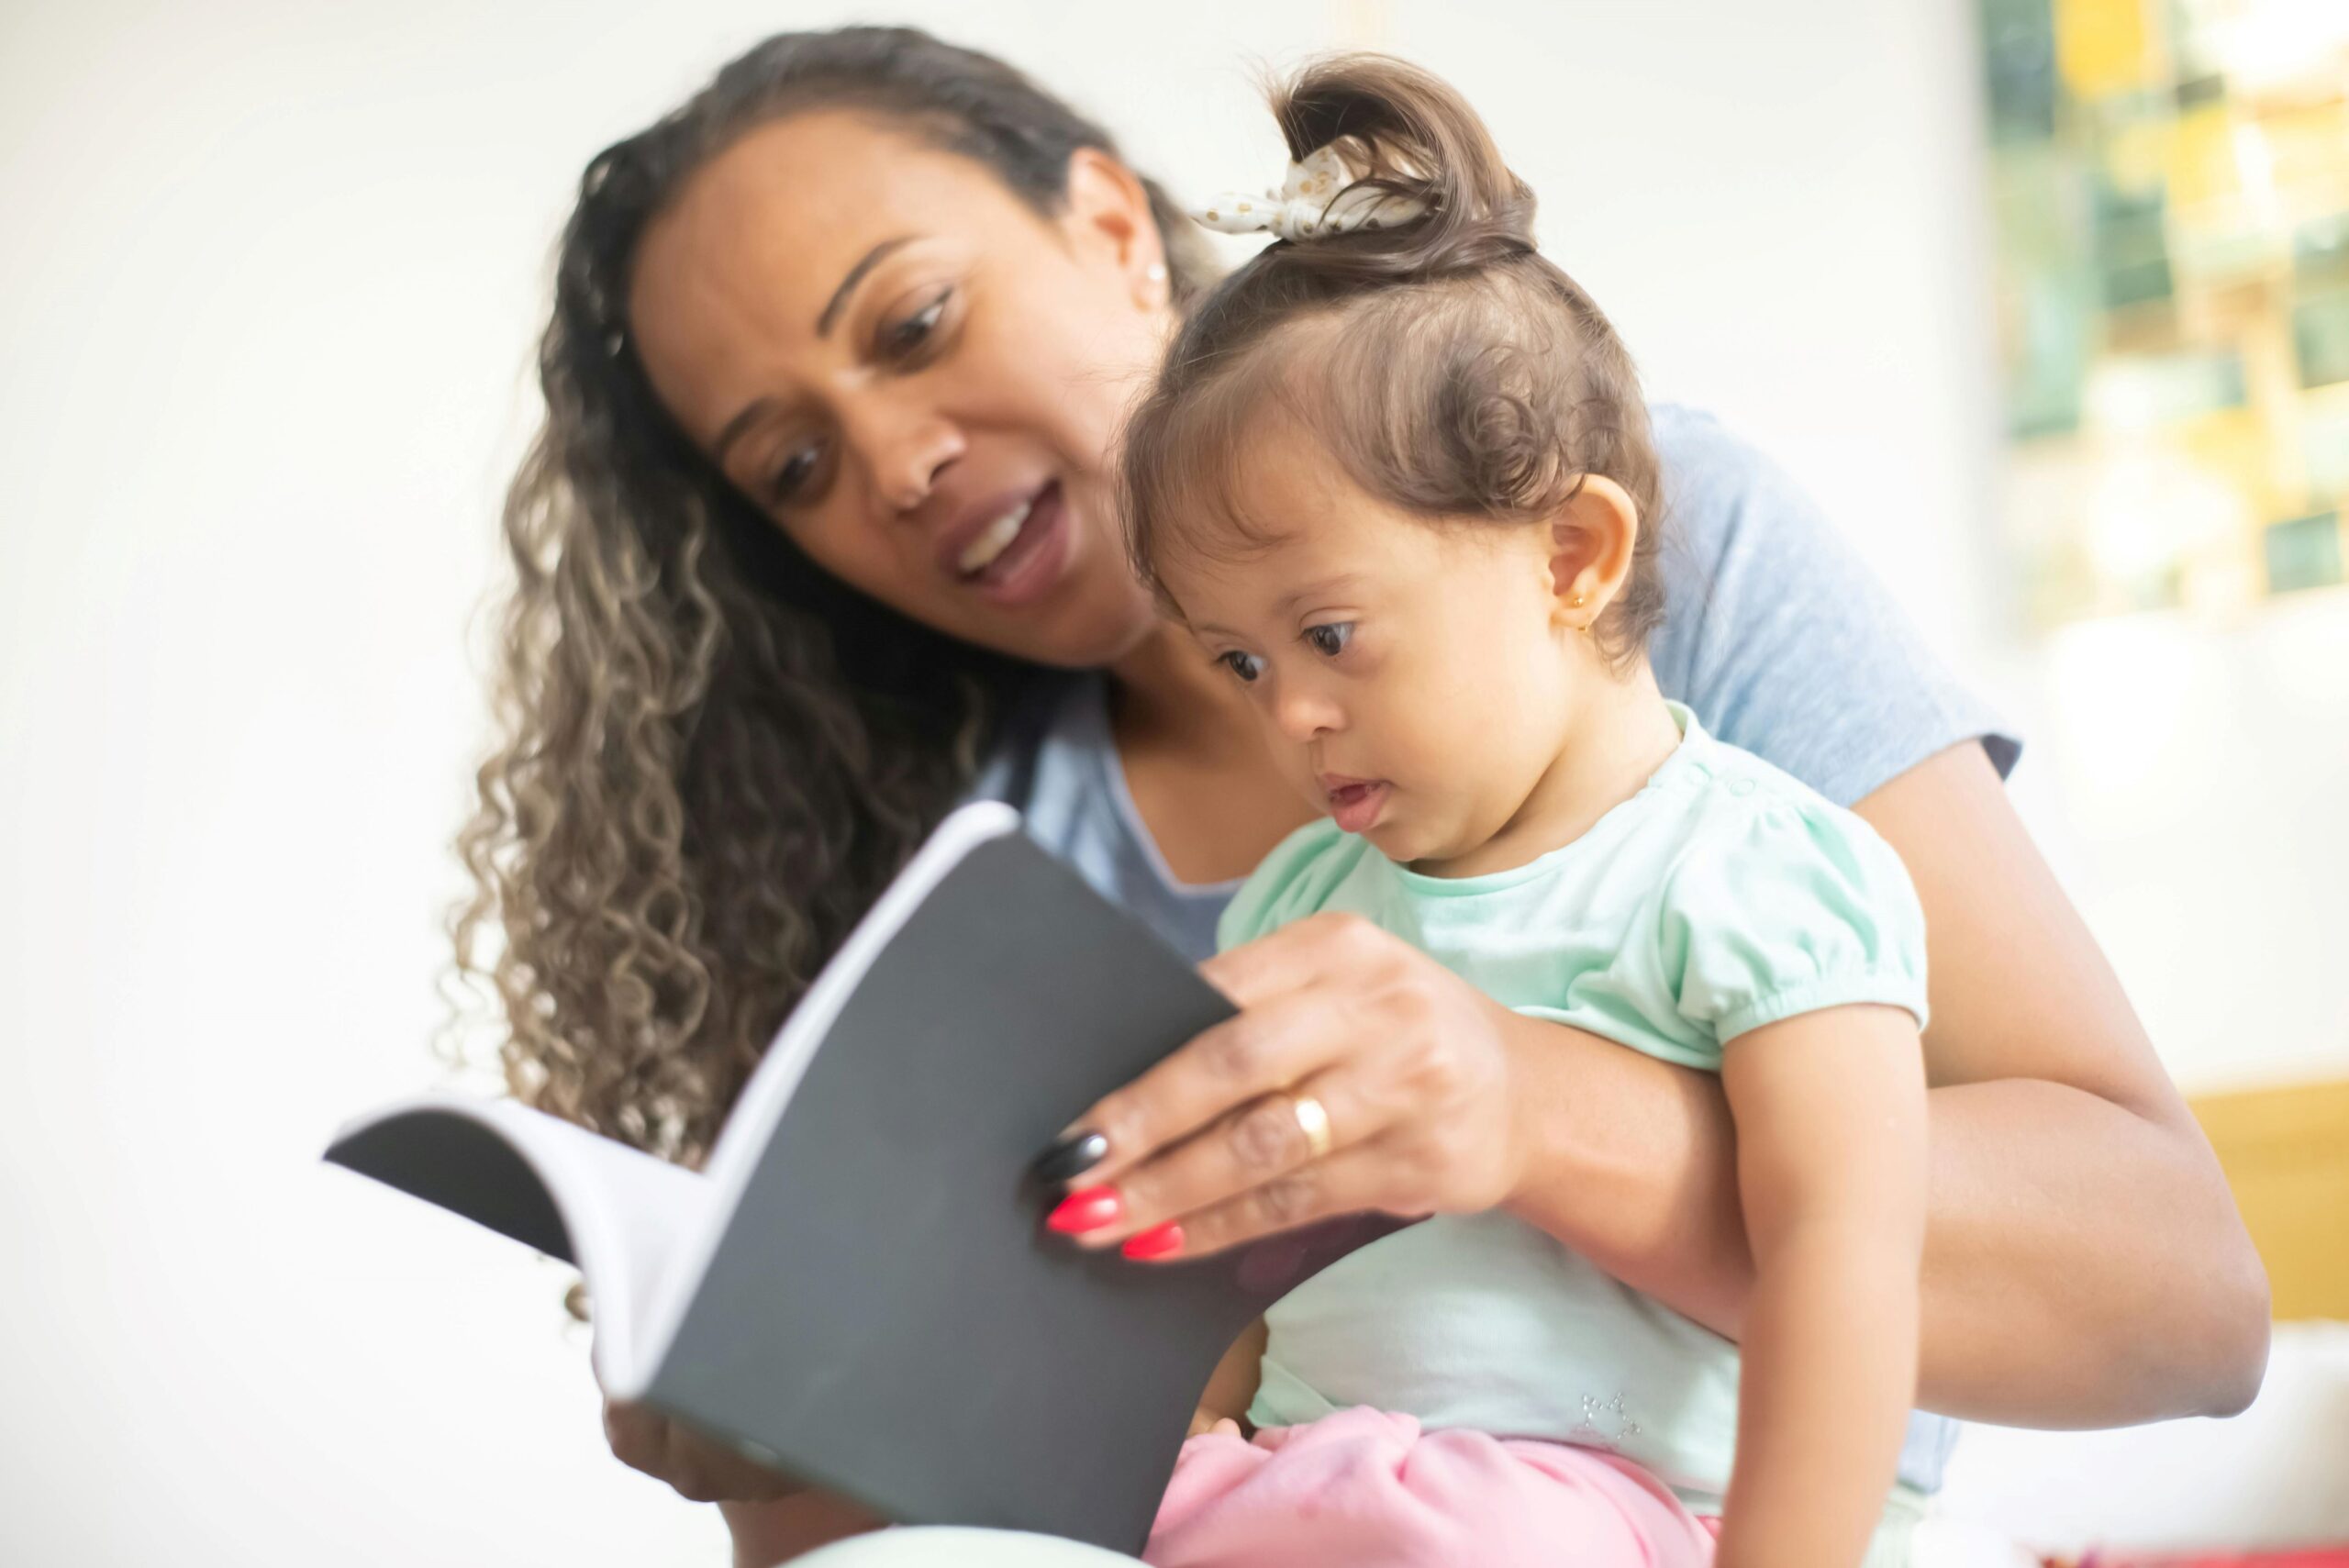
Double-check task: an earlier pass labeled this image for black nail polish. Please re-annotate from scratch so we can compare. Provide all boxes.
[1031,1129,1108,1184]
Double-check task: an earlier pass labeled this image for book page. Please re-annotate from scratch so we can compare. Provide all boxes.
[325,1097,708,1391]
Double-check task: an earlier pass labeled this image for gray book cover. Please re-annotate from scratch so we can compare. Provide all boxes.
[328,803,1405,1553]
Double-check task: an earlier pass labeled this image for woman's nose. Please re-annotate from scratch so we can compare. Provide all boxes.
[843,395,965,516]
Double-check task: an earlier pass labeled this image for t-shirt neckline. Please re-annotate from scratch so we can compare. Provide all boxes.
[1386,701,1704,898]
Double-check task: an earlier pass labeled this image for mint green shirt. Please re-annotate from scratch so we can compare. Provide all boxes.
[1226,704,1930,1502]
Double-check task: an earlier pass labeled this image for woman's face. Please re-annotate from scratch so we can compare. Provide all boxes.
[628,111,1176,668]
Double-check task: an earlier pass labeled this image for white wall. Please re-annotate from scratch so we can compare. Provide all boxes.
[1997,600,2349,1095]
[1,3,2337,1565]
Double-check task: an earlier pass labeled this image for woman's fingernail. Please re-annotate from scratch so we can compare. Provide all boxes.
[1122,1222,1186,1262]
[1032,1129,1109,1184]
[1046,1185,1123,1235]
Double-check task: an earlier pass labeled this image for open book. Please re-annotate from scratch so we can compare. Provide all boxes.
[327,802,1401,1552]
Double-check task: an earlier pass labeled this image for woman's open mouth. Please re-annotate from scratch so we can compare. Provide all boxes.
[952,481,1071,608]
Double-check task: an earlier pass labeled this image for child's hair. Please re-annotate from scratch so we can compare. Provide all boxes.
[1122,54,1665,664]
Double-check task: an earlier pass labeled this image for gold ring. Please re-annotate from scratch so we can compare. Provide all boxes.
[1284,1090,1334,1161]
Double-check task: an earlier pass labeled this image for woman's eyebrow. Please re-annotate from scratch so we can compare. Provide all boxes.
[711,399,779,472]
[817,235,918,337]
[708,236,925,469]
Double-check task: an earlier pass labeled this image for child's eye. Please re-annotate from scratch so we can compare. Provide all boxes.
[1303,622,1354,658]
[1218,651,1266,684]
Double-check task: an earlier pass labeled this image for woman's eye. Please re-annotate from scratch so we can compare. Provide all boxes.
[1218,651,1266,684]
[884,292,949,359]
[770,442,822,503]
[1304,622,1354,658]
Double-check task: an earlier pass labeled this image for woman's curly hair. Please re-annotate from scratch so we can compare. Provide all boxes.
[449,26,1213,1166]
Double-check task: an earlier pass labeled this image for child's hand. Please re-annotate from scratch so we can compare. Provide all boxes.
[1187,1407,1244,1439]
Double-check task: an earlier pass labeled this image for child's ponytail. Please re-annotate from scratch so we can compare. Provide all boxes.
[1126,52,1668,666]
[1265,53,1537,286]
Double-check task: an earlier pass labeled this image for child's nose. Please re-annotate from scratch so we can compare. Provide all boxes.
[1271,684,1341,744]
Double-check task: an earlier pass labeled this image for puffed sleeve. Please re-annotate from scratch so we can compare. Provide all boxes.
[1658,799,1931,1045]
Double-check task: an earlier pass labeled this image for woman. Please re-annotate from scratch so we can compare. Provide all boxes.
[452,25,2267,1567]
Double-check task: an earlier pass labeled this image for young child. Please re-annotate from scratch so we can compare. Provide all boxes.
[1120,57,1931,1568]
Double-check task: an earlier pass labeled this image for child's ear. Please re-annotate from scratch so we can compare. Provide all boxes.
[1546,475,1641,634]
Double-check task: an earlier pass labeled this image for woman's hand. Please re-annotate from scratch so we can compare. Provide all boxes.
[602,1397,805,1504]
[1046,912,1538,1260]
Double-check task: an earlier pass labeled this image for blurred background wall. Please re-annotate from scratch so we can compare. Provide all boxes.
[0,1,2340,1564]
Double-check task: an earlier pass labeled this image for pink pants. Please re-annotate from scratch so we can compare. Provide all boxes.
[1144,1407,1717,1568]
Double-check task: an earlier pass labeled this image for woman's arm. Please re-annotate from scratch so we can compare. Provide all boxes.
[1647,412,2264,1419]
[1867,741,2266,1418]
[1508,742,2267,1425]
[1069,741,2266,1428]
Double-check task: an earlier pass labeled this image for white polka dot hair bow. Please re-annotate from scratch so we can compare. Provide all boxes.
[1191,144,1429,243]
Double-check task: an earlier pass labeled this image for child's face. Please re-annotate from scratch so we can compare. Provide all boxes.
[1159,434,1586,871]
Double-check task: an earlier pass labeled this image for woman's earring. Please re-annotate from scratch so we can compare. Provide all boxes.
[1146,262,1168,283]
[1569,592,1594,637]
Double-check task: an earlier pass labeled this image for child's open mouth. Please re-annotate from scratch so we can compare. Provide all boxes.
[1321,776,1391,835]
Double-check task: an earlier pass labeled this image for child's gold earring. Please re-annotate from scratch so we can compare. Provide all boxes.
[1569,591,1594,636]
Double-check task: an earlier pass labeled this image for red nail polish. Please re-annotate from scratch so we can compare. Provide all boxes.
[1122,1222,1185,1262]
[1047,1185,1123,1235]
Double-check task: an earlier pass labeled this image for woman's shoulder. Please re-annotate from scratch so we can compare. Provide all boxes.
[1642,403,2019,807]
[1649,403,1788,514]
[1645,402,1842,612]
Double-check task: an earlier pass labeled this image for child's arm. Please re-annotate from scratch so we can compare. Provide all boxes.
[1712,1003,1927,1568]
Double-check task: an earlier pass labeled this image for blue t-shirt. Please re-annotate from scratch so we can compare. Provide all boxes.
[969,403,2017,1493]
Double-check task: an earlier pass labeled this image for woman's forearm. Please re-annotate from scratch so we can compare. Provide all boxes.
[1910,1078,2266,1424]
[1501,1017,2268,1425]
[1498,1011,1754,1333]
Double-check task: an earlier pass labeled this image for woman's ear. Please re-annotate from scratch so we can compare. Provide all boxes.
[1063,148,1169,310]
[1547,474,1641,634]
